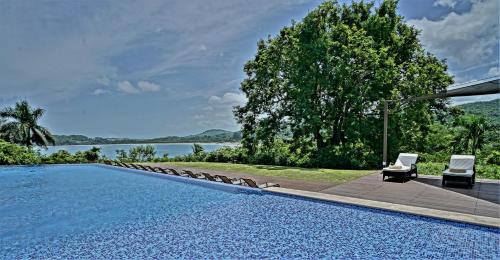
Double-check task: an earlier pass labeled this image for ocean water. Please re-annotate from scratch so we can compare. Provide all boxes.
[0,165,498,259]
[40,143,235,159]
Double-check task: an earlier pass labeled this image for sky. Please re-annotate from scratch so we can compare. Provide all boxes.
[0,0,498,138]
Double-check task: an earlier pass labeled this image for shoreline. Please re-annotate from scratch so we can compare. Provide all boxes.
[47,142,241,147]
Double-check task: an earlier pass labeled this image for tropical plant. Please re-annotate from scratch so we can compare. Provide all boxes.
[0,100,55,148]
[0,118,5,141]
[234,0,452,168]
[453,114,489,155]
[192,143,205,155]
[0,140,41,165]
[115,145,157,162]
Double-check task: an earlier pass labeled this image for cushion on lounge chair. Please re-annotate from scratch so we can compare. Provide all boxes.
[395,153,418,167]
[382,153,417,173]
[443,169,474,177]
[383,165,411,172]
[443,155,475,177]
[448,155,475,170]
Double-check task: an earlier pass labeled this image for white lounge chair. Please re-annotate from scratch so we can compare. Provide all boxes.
[442,155,476,188]
[382,153,418,181]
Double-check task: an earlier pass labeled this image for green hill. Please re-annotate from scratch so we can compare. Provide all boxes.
[53,129,242,145]
[458,99,499,125]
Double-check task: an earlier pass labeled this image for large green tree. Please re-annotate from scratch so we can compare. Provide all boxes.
[234,0,452,168]
[0,100,55,148]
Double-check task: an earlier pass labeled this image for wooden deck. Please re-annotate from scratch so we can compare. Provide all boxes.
[147,164,499,219]
[321,173,499,218]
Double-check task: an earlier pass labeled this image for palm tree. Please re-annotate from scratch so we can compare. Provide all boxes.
[454,114,488,155]
[0,100,55,148]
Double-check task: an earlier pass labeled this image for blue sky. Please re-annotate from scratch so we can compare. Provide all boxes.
[0,0,498,138]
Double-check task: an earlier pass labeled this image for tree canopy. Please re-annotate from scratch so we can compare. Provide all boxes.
[234,0,452,168]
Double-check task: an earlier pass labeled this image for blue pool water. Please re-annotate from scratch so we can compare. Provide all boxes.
[0,165,498,259]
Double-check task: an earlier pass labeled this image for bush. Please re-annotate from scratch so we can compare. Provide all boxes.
[40,147,101,164]
[484,150,500,166]
[0,141,41,165]
[115,145,159,162]
[42,150,79,164]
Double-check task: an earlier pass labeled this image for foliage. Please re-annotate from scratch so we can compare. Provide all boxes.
[116,145,160,162]
[80,147,101,162]
[41,147,101,164]
[191,143,205,155]
[234,0,452,169]
[453,114,489,155]
[0,100,55,148]
[0,140,41,165]
[484,151,500,166]
[204,146,247,163]
[458,99,499,126]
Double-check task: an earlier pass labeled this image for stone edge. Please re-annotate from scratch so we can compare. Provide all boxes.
[264,187,500,228]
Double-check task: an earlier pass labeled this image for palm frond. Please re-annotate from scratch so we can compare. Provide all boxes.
[32,126,55,147]
[32,108,45,121]
[0,107,18,119]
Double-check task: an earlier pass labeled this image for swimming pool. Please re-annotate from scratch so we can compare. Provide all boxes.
[0,165,498,259]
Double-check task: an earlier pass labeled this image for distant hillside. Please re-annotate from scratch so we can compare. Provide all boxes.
[458,99,499,125]
[53,129,242,145]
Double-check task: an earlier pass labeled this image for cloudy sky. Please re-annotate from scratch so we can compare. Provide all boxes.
[0,0,498,138]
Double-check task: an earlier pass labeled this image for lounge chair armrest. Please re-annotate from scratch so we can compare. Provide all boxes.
[444,164,448,170]
[411,164,417,170]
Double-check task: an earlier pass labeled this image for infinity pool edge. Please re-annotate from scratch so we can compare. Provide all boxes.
[264,187,500,229]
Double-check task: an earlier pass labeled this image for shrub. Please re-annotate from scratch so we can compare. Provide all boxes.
[484,150,500,166]
[0,141,41,165]
[40,147,101,164]
[115,145,157,162]
[82,147,101,162]
[42,150,78,164]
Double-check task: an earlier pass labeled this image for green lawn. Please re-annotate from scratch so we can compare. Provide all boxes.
[156,162,375,185]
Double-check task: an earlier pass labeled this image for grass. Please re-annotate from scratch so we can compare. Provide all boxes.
[156,162,375,185]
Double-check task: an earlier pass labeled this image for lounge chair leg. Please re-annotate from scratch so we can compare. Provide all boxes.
[441,179,446,187]
[382,173,385,181]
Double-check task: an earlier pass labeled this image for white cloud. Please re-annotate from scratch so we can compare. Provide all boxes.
[117,81,139,94]
[208,92,247,105]
[409,0,499,71]
[197,92,247,129]
[96,77,111,86]
[137,81,161,92]
[488,66,500,77]
[434,0,458,8]
[117,80,161,94]
[208,96,222,103]
[92,88,110,95]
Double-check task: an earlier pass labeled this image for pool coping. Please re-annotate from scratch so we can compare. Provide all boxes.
[264,187,500,228]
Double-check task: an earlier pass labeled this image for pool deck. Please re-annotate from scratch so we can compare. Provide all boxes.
[146,163,499,226]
